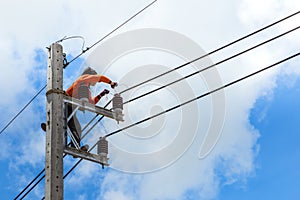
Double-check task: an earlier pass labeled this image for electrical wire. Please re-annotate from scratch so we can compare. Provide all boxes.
[54,39,300,198]
[0,85,46,135]
[122,25,300,105]
[40,116,106,200]
[2,8,298,137]
[13,169,45,200]
[40,49,300,198]
[119,10,300,95]
[78,10,300,132]
[40,141,100,200]
[55,35,86,51]
[13,116,99,200]
[39,51,300,200]
[19,174,45,200]
[40,15,299,200]
[13,1,159,199]
[0,0,157,137]
[16,153,70,200]
[105,52,300,138]
[63,0,158,68]
[15,10,299,199]
[79,22,300,140]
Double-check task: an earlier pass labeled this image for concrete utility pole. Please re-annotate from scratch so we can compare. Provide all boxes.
[43,42,122,199]
[45,43,64,200]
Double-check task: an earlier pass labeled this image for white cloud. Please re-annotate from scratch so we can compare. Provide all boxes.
[238,0,300,27]
[102,190,133,200]
[67,160,99,186]
[97,1,299,200]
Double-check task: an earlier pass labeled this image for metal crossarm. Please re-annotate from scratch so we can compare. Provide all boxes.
[64,146,109,166]
[61,95,120,167]
[63,95,116,119]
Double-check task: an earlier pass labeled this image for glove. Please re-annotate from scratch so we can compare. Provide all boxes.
[99,89,109,97]
[110,82,118,89]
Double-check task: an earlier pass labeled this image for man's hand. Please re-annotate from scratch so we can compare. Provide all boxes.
[110,82,118,89]
[99,89,109,97]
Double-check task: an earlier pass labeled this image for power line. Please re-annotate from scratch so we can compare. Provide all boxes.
[105,52,300,138]
[15,101,112,199]
[37,51,299,200]
[40,117,106,200]
[0,85,46,135]
[19,174,45,200]
[80,10,300,132]
[13,169,45,200]
[0,0,157,137]
[61,23,297,143]
[13,114,101,200]
[40,118,107,200]
[40,139,101,200]
[15,10,300,199]
[123,25,300,105]
[63,0,158,68]
[44,23,300,196]
[12,1,159,198]
[13,107,108,200]
[61,23,289,188]
[16,154,69,200]
[42,11,300,197]
[2,8,298,137]
[119,10,300,95]
[55,35,86,51]
[42,51,300,200]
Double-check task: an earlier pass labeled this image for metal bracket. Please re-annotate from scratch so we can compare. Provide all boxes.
[64,146,109,167]
[67,105,79,122]
[66,128,80,149]
[113,111,124,123]
[63,95,115,119]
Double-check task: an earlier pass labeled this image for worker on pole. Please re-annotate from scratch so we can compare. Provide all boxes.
[65,67,118,150]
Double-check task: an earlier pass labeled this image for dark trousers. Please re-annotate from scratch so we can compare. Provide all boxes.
[67,104,82,148]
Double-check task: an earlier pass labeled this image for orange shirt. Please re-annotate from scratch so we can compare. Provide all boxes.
[66,74,111,104]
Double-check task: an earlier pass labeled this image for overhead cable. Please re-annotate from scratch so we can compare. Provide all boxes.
[64,0,158,68]
[105,52,300,138]
[42,51,300,200]
[123,25,300,105]
[0,0,157,137]
[0,85,46,135]
[80,10,300,131]
[14,10,299,199]
[45,22,300,199]
[55,35,86,51]
[45,11,300,198]
[13,116,99,200]
[119,10,300,95]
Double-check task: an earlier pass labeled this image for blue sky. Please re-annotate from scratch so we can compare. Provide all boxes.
[0,0,300,200]
[219,75,300,200]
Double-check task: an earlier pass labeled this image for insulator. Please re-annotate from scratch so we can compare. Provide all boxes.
[97,137,109,169]
[98,137,108,155]
[112,93,123,110]
[78,84,89,102]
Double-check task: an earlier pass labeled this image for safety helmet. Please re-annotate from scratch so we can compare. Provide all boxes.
[81,67,97,75]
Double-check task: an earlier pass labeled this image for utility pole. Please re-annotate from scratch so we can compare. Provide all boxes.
[43,42,123,200]
[45,43,64,200]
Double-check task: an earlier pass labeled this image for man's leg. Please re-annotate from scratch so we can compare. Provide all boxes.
[67,104,82,148]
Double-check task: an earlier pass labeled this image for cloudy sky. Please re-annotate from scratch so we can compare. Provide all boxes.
[0,0,300,200]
